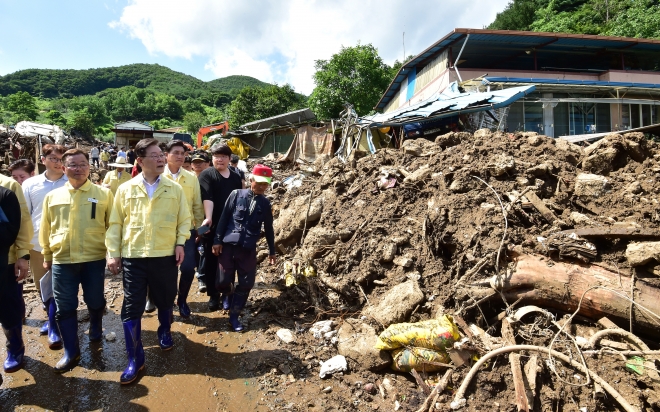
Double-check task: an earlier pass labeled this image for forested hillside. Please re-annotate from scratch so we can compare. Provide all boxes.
[0,64,305,140]
[0,64,269,99]
[489,0,660,39]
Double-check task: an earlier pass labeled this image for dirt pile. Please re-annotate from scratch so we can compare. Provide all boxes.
[249,129,660,411]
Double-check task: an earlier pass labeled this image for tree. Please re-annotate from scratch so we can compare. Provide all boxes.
[183,111,207,134]
[309,44,392,119]
[488,0,550,31]
[44,110,67,127]
[6,91,38,122]
[68,109,95,137]
[226,84,306,128]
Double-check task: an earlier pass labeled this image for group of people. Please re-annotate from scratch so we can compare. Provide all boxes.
[0,138,276,385]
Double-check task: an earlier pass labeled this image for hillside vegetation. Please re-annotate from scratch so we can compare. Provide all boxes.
[489,0,660,38]
[0,64,270,99]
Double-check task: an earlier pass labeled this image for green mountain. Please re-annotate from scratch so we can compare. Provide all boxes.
[0,64,270,99]
[488,0,660,39]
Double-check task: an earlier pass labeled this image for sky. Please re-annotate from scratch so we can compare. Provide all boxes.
[0,0,510,95]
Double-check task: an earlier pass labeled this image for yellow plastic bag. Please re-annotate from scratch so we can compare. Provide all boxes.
[374,316,460,351]
[283,261,317,287]
[226,137,250,160]
[391,347,451,372]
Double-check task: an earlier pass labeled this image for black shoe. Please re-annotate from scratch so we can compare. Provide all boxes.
[207,296,219,311]
[198,279,207,293]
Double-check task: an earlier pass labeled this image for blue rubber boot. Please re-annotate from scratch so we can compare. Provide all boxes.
[54,317,80,373]
[2,325,25,373]
[157,309,173,350]
[228,293,248,332]
[39,320,49,335]
[221,293,231,311]
[120,319,144,384]
[88,308,104,342]
[47,298,62,349]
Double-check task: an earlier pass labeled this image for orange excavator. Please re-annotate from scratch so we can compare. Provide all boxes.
[196,121,229,147]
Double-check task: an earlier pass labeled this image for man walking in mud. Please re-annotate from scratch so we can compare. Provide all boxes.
[106,138,190,384]
[22,144,67,350]
[161,140,204,318]
[40,149,113,373]
[212,164,277,332]
[0,174,32,378]
[198,144,243,311]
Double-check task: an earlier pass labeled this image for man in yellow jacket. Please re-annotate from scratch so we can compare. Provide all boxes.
[162,140,204,318]
[106,138,190,384]
[40,149,113,373]
[0,174,33,375]
[102,156,131,194]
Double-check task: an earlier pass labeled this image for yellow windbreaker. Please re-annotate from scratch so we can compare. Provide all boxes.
[0,174,33,264]
[163,166,204,230]
[39,180,113,264]
[105,175,191,259]
[102,169,131,195]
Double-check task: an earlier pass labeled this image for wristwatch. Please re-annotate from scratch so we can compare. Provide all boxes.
[20,254,30,261]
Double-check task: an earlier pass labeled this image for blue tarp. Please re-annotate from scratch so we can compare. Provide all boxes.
[363,82,536,126]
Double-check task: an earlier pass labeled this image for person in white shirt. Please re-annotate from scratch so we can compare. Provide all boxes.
[90,146,100,168]
[22,144,68,349]
[117,147,127,159]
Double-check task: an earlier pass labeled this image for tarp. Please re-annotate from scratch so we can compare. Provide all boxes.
[14,121,66,144]
[279,124,334,163]
[364,82,536,126]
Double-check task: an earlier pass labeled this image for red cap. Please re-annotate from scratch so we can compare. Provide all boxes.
[251,164,273,183]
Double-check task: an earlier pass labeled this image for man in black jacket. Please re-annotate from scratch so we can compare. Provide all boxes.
[0,185,22,384]
[212,164,276,331]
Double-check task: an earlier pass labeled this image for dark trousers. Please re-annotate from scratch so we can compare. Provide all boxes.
[195,242,204,280]
[202,237,219,298]
[0,263,23,329]
[52,259,106,320]
[177,229,196,303]
[121,256,178,322]
[216,244,257,296]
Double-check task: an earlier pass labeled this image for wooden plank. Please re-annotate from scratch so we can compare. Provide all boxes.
[510,354,530,412]
[525,191,557,223]
[559,227,660,239]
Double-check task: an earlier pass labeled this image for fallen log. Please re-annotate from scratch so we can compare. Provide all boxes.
[477,254,660,337]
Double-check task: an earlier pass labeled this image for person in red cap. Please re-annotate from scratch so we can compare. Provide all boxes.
[211,164,276,331]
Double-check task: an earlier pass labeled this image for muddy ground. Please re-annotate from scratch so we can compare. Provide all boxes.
[3,129,660,411]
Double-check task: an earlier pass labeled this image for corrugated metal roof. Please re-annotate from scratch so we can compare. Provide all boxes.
[240,108,316,131]
[377,28,660,111]
[364,82,535,126]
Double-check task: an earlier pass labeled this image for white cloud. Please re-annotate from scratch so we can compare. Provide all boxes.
[110,0,510,95]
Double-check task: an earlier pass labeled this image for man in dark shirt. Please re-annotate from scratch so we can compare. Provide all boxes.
[229,154,246,188]
[212,164,276,331]
[198,144,243,310]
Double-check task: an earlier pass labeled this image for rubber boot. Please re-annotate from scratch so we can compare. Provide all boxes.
[54,317,80,373]
[3,325,25,373]
[221,293,231,311]
[228,293,249,332]
[120,319,144,384]
[88,308,104,342]
[177,274,193,319]
[156,309,173,350]
[39,320,49,335]
[47,298,62,349]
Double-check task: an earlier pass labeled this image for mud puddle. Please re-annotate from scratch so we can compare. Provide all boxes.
[0,272,293,411]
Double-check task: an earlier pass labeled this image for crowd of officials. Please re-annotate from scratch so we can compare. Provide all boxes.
[0,138,276,385]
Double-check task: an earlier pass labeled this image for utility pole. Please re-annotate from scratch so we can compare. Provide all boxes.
[403,32,405,62]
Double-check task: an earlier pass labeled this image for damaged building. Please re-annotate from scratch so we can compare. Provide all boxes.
[374,28,660,143]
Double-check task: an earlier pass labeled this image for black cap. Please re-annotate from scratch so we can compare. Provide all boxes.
[191,153,209,162]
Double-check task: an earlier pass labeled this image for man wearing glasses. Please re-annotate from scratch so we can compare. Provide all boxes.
[161,140,204,318]
[22,144,67,350]
[198,144,243,311]
[106,138,190,384]
[40,149,113,372]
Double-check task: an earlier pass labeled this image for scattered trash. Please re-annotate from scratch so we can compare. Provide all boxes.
[319,355,347,378]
